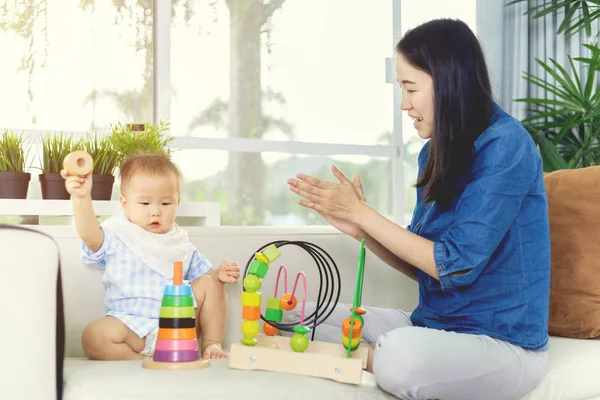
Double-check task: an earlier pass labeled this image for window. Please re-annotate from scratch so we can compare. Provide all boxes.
[0,0,478,227]
[0,1,153,131]
[170,0,393,225]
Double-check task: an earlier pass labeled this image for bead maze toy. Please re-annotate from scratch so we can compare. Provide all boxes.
[228,240,368,385]
[142,261,210,370]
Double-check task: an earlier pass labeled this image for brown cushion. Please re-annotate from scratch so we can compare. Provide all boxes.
[545,166,600,339]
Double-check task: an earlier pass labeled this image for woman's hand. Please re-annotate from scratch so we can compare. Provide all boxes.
[288,165,368,226]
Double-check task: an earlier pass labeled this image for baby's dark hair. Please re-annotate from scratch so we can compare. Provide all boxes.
[119,152,183,194]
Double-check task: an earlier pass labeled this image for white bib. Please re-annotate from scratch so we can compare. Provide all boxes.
[101,213,192,279]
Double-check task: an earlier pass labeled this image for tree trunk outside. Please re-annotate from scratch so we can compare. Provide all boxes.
[227,0,266,225]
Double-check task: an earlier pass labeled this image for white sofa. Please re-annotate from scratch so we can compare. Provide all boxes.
[3,225,600,400]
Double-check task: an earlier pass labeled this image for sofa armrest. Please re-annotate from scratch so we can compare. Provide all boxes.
[0,225,65,400]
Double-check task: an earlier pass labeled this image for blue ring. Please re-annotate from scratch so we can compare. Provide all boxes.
[163,285,192,296]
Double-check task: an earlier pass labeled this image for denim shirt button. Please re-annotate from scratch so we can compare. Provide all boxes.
[415,223,421,230]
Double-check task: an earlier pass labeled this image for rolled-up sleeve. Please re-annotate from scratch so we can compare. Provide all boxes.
[81,227,113,270]
[435,126,539,291]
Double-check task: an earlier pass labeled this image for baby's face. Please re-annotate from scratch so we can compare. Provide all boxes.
[119,172,180,234]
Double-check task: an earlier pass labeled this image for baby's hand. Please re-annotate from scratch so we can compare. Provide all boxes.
[60,169,92,199]
[217,260,240,284]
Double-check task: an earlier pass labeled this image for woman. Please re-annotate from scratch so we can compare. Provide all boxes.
[287,19,550,400]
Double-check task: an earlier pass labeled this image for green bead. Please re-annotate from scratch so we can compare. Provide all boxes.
[355,314,364,326]
[241,337,258,346]
[263,244,281,262]
[249,260,269,278]
[290,333,309,352]
[267,296,281,310]
[241,320,259,338]
[243,274,261,293]
[265,308,283,322]
[293,325,311,335]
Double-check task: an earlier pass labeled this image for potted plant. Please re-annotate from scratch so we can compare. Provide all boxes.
[508,1,600,172]
[40,132,82,200]
[0,129,32,199]
[82,133,121,201]
[108,121,174,162]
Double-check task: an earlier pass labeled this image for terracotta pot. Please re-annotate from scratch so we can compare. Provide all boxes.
[0,171,31,199]
[39,173,69,200]
[91,175,115,201]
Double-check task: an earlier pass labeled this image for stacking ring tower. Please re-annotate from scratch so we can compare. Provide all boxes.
[228,240,368,385]
[142,261,210,370]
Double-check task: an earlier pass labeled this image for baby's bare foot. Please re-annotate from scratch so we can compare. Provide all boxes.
[202,343,227,359]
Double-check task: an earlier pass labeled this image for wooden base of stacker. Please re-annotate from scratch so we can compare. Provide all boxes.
[228,334,368,385]
[142,358,211,370]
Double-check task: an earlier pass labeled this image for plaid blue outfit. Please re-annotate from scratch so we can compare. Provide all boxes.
[81,226,212,339]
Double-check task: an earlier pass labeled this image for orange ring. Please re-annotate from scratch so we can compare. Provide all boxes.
[342,317,363,337]
[157,327,197,340]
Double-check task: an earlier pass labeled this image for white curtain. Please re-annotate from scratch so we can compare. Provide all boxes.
[500,0,600,120]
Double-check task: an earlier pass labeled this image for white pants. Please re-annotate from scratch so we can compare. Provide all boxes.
[286,303,547,400]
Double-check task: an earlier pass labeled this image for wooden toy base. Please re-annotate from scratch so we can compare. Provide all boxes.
[228,334,368,385]
[142,358,211,370]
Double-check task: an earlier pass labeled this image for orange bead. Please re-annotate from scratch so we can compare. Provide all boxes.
[280,293,297,311]
[342,317,363,337]
[263,322,279,336]
[242,305,261,321]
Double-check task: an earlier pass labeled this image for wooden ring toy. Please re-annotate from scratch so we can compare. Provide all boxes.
[63,150,93,176]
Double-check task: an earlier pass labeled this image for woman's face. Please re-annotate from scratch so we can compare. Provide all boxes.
[395,53,435,139]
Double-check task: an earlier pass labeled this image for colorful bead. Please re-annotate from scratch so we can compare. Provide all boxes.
[293,325,311,335]
[280,293,297,311]
[265,307,283,322]
[263,244,281,263]
[241,320,259,338]
[290,332,309,352]
[267,296,281,310]
[254,252,270,265]
[263,322,279,336]
[241,292,262,307]
[342,334,361,350]
[243,274,261,293]
[342,317,363,337]
[248,260,269,278]
[242,305,261,321]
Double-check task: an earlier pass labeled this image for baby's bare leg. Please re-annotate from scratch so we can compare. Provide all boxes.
[81,316,145,360]
[191,275,228,359]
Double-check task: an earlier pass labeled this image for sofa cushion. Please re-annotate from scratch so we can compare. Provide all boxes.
[63,358,396,400]
[521,336,600,400]
[544,167,600,339]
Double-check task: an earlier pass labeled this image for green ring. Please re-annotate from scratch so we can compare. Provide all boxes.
[161,295,194,307]
[159,306,195,319]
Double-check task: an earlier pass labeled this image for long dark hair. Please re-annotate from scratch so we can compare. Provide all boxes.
[397,19,493,210]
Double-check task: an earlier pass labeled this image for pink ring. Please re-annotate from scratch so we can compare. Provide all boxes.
[155,338,199,352]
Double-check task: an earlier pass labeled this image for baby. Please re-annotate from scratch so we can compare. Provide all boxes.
[61,152,239,360]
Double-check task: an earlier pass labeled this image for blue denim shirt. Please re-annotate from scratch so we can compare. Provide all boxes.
[408,105,551,350]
